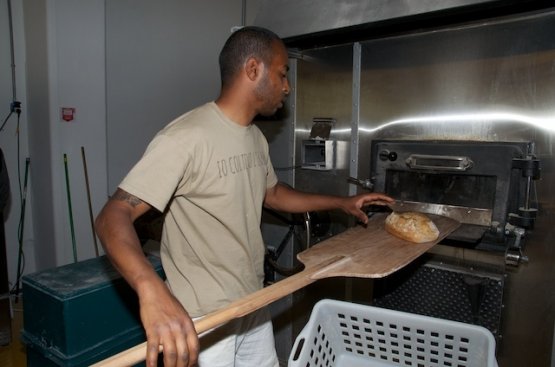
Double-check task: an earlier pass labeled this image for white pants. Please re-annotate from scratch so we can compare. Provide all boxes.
[197,308,279,367]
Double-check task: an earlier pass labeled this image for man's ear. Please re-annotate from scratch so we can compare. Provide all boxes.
[245,57,263,81]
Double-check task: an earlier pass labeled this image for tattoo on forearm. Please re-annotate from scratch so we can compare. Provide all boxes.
[112,191,142,207]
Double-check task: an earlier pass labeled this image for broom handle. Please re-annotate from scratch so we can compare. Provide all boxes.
[81,146,99,256]
[90,255,344,367]
[63,154,78,262]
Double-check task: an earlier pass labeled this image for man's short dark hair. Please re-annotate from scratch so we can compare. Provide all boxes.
[219,26,282,87]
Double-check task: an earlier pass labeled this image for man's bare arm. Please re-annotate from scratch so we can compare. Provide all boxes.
[95,189,199,367]
[95,189,155,290]
[264,183,394,224]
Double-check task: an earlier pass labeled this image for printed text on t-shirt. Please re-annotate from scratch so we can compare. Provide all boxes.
[216,151,267,178]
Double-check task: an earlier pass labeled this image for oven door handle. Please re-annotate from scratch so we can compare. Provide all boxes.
[405,154,474,171]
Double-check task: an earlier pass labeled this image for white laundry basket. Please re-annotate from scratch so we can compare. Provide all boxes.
[288,299,498,367]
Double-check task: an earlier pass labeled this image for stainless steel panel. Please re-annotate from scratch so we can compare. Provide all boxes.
[254,0,511,39]
[294,45,355,233]
[358,12,555,140]
[349,43,362,196]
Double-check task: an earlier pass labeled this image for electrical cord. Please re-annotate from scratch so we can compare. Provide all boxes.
[12,149,29,300]
[7,111,27,299]
[2,0,21,130]
[0,111,13,132]
[0,101,21,132]
[2,0,26,297]
[274,165,302,172]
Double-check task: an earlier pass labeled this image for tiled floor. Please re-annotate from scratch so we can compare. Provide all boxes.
[0,299,26,367]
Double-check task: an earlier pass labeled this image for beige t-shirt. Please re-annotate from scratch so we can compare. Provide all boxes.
[120,102,278,317]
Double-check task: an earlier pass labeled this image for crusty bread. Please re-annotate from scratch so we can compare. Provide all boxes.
[384,211,439,243]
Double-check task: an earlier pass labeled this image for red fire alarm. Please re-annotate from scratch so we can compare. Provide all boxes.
[61,107,76,122]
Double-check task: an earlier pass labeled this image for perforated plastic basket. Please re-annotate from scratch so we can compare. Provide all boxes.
[289,299,497,367]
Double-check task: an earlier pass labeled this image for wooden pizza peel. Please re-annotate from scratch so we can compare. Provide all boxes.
[92,212,459,367]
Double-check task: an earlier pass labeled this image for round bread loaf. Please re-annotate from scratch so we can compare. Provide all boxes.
[384,211,439,243]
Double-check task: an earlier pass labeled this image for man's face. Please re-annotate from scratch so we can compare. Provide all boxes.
[254,41,290,116]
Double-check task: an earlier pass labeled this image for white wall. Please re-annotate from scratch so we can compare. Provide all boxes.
[0,0,261,287]
[105,0,260,192]
[49,0,108,264]
[22,0,107,272]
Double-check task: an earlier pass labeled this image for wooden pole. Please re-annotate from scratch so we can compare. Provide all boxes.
[63,154,78,262]
[81,146,99,256]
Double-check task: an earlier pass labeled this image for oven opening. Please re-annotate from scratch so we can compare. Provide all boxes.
[385,170,496,210]
[384,170,498,245]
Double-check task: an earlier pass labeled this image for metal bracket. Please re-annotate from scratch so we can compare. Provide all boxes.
[504,223,528,267]
[347,176,373,190]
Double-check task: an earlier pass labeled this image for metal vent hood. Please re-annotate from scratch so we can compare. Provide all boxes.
[253,0,553,48]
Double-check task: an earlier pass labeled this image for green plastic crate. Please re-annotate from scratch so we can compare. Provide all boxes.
[21,254,164,366]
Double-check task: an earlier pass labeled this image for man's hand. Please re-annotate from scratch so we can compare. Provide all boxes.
[139,280,199,367]
[338,192,394,224]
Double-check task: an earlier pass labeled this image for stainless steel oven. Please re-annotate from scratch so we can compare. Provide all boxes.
[367,138,541,347]
[370,139,540,257]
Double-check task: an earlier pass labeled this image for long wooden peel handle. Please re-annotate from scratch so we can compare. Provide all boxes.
[90,255,344,367]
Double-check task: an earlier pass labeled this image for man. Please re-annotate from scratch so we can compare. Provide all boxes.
[95,26,393,367]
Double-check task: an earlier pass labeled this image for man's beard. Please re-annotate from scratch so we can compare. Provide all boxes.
[254,73,281,117]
